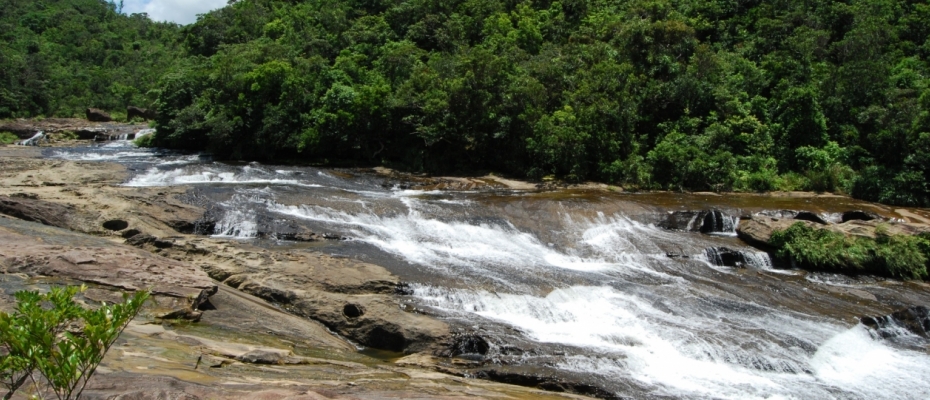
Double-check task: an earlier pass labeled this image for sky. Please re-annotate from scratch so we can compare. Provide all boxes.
[119,0,228,25]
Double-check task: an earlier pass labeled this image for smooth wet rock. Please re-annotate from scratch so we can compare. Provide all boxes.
[437,334,491,358]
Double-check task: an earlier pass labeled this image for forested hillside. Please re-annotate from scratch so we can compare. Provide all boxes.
[2,0,929,206]
[0,0,181,118]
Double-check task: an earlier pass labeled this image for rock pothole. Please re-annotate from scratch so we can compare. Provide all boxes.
[102,219,129,231]
[343,303,364,318]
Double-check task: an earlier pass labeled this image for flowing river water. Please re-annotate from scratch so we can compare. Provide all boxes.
[48,139,930,399]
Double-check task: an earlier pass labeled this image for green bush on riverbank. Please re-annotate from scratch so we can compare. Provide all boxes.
[0,132,17,145]
[770,223,930,280]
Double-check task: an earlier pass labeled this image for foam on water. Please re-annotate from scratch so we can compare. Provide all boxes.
[414,284,930,399]
[269,198,613,274]
[809,325,930,399]
[125,165,324,188]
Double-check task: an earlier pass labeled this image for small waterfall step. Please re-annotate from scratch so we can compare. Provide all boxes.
[659,209,740,235]
[704,247,773,269]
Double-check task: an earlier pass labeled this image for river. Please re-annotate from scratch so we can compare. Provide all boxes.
[48,138,930,399]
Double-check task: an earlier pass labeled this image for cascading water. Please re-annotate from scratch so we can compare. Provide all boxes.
[703,247,774,269]
[700,209,740,236]
[45,145,930,399]
[18,131,45,146]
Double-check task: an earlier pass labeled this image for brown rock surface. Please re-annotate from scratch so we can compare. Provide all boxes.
[144,236,450,354]
[738,214,930,249]
[0,217,216,300]
[0,152,450,354]
[737,216,817,248]
[86,108,113,122]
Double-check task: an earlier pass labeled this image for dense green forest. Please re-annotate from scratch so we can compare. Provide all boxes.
[0,0,180,118]
[2,0,929,206]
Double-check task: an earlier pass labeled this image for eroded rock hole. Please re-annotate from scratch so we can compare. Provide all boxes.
[102,220,129,231]
[343,303,364,318]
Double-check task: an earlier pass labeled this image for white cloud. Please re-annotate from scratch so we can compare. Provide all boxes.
[120,0,228,25]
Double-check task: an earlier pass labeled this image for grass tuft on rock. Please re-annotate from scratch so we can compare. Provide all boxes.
[0,131,17,144]
[770,222,930,280]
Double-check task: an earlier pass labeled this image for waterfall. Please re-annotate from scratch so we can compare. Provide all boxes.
[704,247,773,269]
[18,131,45,146]
[41,145,930,399]
[700,210,740,236]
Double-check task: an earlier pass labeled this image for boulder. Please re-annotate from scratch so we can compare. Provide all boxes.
[85,108,112,122]
[736,216,817,248]
[436,333,491,358]
[757,210,830,225]
[127,106,157,121]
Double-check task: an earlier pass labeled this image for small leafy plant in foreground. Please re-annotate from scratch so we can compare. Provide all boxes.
[0,286,149,400]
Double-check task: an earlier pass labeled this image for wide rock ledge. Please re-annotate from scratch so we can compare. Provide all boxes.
[0,216,216,302]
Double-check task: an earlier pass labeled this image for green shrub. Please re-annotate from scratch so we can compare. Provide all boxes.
[133,134,155,148]
[0,285,149,400]
[770,223,929,280]
[58,131,79,141]
[0,132,17,145]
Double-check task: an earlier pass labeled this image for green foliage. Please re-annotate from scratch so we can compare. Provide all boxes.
[3,0,930,205]
[0,286,149,400]
[0,0,181,118]
[133,133,154,148]
[770,223,930,280]
[0,132,17,145]
[57,131,79,141]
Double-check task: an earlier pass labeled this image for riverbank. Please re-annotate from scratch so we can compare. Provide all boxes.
[3,140,930,398]
[0,145,598,399]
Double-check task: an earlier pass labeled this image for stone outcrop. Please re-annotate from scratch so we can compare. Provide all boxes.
[736,212,930,253]
[139,237,450,354]
[127,106,157,121]
[0,217,216,302]
[0,194,89,229]
[738,214,930,249]
[85,108,112,122]
[736,216,818,248]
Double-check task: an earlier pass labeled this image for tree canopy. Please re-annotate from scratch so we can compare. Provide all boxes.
[3,0,929,206]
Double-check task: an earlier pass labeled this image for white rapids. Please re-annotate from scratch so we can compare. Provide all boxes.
[44,146,930,400]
